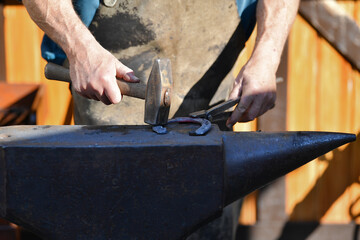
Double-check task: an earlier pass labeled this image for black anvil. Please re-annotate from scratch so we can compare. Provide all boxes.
[0,124,355,239]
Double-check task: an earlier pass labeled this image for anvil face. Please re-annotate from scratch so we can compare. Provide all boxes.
[0,125,224,239]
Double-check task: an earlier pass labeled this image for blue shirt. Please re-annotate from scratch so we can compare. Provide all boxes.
[42,0,257,64]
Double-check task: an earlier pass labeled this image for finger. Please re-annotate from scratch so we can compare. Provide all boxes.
[103,78,122,104]
[125,72,140,83]
[115,61,139,83]
[75,89,99,101]
[89,93,100,101]
[226,94,255,127]
[241,97,264,122]
[257,93,276,117]
[258,100,275,118]
[95,92,112,105]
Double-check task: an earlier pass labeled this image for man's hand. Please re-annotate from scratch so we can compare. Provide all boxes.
[226,58,276,127]
[22,0,139,105]
[226,0,299,127]
[68,44,139,105]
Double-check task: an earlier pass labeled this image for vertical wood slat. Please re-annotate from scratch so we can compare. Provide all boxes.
[0,4,6,81]
[286,15,320,221]
[317,2,354,223]
[286,0,360,224]
[349,0,360,225]
[3,4,72,125]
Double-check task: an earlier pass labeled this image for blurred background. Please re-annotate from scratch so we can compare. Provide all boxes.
[0,0,359,239]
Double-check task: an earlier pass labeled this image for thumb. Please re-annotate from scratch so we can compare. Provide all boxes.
[115,61,140,83]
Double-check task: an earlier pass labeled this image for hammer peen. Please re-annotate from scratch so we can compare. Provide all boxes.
[44,59,173,126]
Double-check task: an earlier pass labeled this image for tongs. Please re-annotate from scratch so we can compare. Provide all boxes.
[153,97,240,136]
[189,97,240,122]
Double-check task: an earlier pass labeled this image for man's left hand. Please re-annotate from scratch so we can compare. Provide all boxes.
[226,58,277,127]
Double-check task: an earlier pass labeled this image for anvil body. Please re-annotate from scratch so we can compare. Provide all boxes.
[0,124,355,239]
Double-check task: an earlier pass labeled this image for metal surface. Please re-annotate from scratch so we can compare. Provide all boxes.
[222,131,356,205]
[152,125,168,134]
[103,0,117,7]
[167,117,212,136]
[152,117,212,136]
[0,125,356,239]
[144,59,172,126]
[0,124,224,240]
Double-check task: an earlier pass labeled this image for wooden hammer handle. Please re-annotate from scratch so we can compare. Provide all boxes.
[44,62,146,100]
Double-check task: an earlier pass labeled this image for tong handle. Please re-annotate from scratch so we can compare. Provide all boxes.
[206,97,240,119]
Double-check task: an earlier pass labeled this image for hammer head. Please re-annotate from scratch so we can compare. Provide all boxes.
[144,59,172,125]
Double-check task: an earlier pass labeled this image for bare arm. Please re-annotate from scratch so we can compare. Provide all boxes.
[227,0,300,126]
[22,0,138,105]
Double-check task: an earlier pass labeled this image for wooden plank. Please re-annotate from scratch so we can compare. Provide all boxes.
[287,0,360,224]
[286,15,320,220]
[317,38,351,223]
[349,0,360,225]
[0,4,5,81]
[0,83,39,109]
[3,5,72,125]
[317,2,353,223]
[251,39,290,226]
[299,0,360,71]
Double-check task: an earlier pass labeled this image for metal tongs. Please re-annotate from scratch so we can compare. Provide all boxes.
[189,97,240,122]
[154,98,240,136]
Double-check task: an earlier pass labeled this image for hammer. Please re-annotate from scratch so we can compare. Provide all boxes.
[44,59,172,126]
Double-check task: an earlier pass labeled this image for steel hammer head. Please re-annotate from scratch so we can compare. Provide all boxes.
[144,59,172,126]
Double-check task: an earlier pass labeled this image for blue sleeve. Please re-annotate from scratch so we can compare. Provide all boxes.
[41,0,100,64]
[236,0,258,41]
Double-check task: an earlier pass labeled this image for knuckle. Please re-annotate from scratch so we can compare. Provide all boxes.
[99,75,110,84]
[93,88,103,96]
[79,86,87,93]
[73,84,81,93]
[236,104,247,112]
[267,92,276,101]
[87,83,97,92]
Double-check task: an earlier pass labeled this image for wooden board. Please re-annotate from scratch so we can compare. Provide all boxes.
[0,83,39,109]
[286,0,360,224]
[0,4,5,81]
[299,0,360,71]
[3,4,72,125]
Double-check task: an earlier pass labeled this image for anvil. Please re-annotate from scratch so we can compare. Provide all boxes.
[0,124,355,239]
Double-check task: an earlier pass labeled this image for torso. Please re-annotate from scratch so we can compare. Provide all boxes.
[73,0,243,125]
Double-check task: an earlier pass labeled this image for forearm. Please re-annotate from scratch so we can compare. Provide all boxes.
[227,0,299,124]
[251,0,300,69]
[22,0,98,61]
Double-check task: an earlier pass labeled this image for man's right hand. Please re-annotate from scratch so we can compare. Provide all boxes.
[22,0,139,105]
[68,44,139,105]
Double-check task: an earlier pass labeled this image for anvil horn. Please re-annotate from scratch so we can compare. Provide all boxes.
[223,131,356,206]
